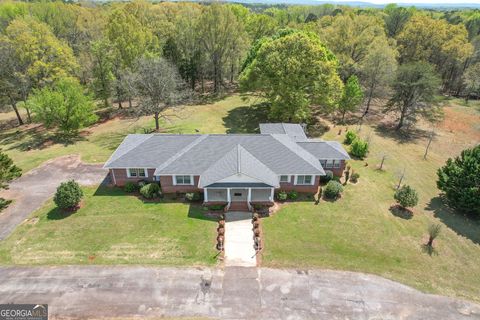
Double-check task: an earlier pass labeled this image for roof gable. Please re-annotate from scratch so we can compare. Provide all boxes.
[198,145,279,188]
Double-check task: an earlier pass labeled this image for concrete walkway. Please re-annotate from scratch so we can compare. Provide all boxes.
[0,266,479,319]
[224,211,256,267]
[0,155,108,240]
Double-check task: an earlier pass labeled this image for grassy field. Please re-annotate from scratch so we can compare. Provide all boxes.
[0,186,218,266]
[0,95,254,172]
[262,101,480,302]
[0,95,479,302]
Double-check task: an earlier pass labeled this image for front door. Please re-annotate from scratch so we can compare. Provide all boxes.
[230,188,247,202]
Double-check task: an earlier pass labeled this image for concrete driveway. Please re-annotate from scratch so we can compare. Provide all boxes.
[0,266,479,319]
[0,155,108,240]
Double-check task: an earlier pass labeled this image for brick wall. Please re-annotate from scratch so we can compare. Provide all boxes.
[159,175,201,193]
[110,168,156,186]
[325,160,346,177]
[276,175,321,193]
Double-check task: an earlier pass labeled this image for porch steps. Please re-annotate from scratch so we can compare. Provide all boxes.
[228,202,250,212]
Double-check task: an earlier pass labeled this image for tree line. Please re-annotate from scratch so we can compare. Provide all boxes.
[0,0,479,134]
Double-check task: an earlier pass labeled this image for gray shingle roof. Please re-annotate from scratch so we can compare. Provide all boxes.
[259,123,307,141]
[198,145,279,188]
[297,140,351,160]
[154,134,325,175]
[103,134,201,168]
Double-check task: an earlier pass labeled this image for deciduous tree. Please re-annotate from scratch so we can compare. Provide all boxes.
[132,57,189,131]
[385,62,440,131]
[240,31,343,122]
[338,75,363,123]
[28,77,98,135]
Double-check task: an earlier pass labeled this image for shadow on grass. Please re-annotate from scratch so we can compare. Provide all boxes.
[46,207,76,220]
[0,124,87,152]
[421,244,438,256]
[389,204,413,220]
[188,203,219,222]
[374,122,431,144]
[426,196,480,245]
[223,103,270,133]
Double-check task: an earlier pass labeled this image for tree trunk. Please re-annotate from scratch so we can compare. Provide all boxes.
[104,97,109,108]
[154,112,160,131]
[396,108,406,131]
[362,86,374,118]
[25,106,32,123]
[341,110,346,124]
[9,98,24,126]
[427,236,433,247]
[128,97,132,108]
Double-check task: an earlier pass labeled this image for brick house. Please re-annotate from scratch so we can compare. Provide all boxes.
[104,123,350,210]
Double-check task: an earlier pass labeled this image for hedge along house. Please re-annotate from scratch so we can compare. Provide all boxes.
[104,123,350,211]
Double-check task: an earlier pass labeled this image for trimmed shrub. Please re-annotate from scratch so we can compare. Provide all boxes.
[332,175,341,182]
[276,190,287,201]
[394,185,418,209]
[185,192,200,201]
[350,138,369,158]
[54,180,83,209]
[140,183,161,199]
[124,182,137,193]
[350,172,360,183]
[138,180,147,188]
[344,130,357,145]
[320,170,334,183]
[324,180,343,199]
[288,190,298,200]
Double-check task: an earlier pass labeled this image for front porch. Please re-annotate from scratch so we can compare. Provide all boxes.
[204,187,274,207]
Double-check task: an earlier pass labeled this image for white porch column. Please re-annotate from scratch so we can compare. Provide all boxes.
[227,188,231,203]
[204,188,208,202]
[270,188,274,201]
[247,188,252,203]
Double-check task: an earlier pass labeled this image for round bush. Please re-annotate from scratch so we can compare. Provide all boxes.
[321,170,334,183]
[288,190,298,200]
[276,190,287,201]
[394,185,418,208]
[54,180,83,209]
[344,130,357,145]
[350,172,360,183]
[124,182,137,193]
[324,180,343,199]
[140,183,160,199]
[350,138,369,158]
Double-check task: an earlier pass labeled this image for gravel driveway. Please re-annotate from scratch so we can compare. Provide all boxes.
[0,266,479,319]
[0,155,108,240]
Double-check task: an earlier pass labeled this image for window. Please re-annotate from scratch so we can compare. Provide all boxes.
[279,175,290,183]
[296,175,313,185]
[127,168,146,178]
[326,160,334,168]
[320,160,341,169]
[175,175,192,185]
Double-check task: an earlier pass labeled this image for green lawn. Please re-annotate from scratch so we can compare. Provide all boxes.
[0,95,256,173]
[0,186,218,266]
[262,108,480,303]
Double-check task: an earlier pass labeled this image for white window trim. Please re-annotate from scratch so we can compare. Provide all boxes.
[173,175,194,186]
[279,175,290,183]
[294,175,315,185]
[126,168,148,178]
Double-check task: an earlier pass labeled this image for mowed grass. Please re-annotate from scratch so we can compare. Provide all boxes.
[0,95,252,172]
[262,102,480,302]
[0,186,218,266]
